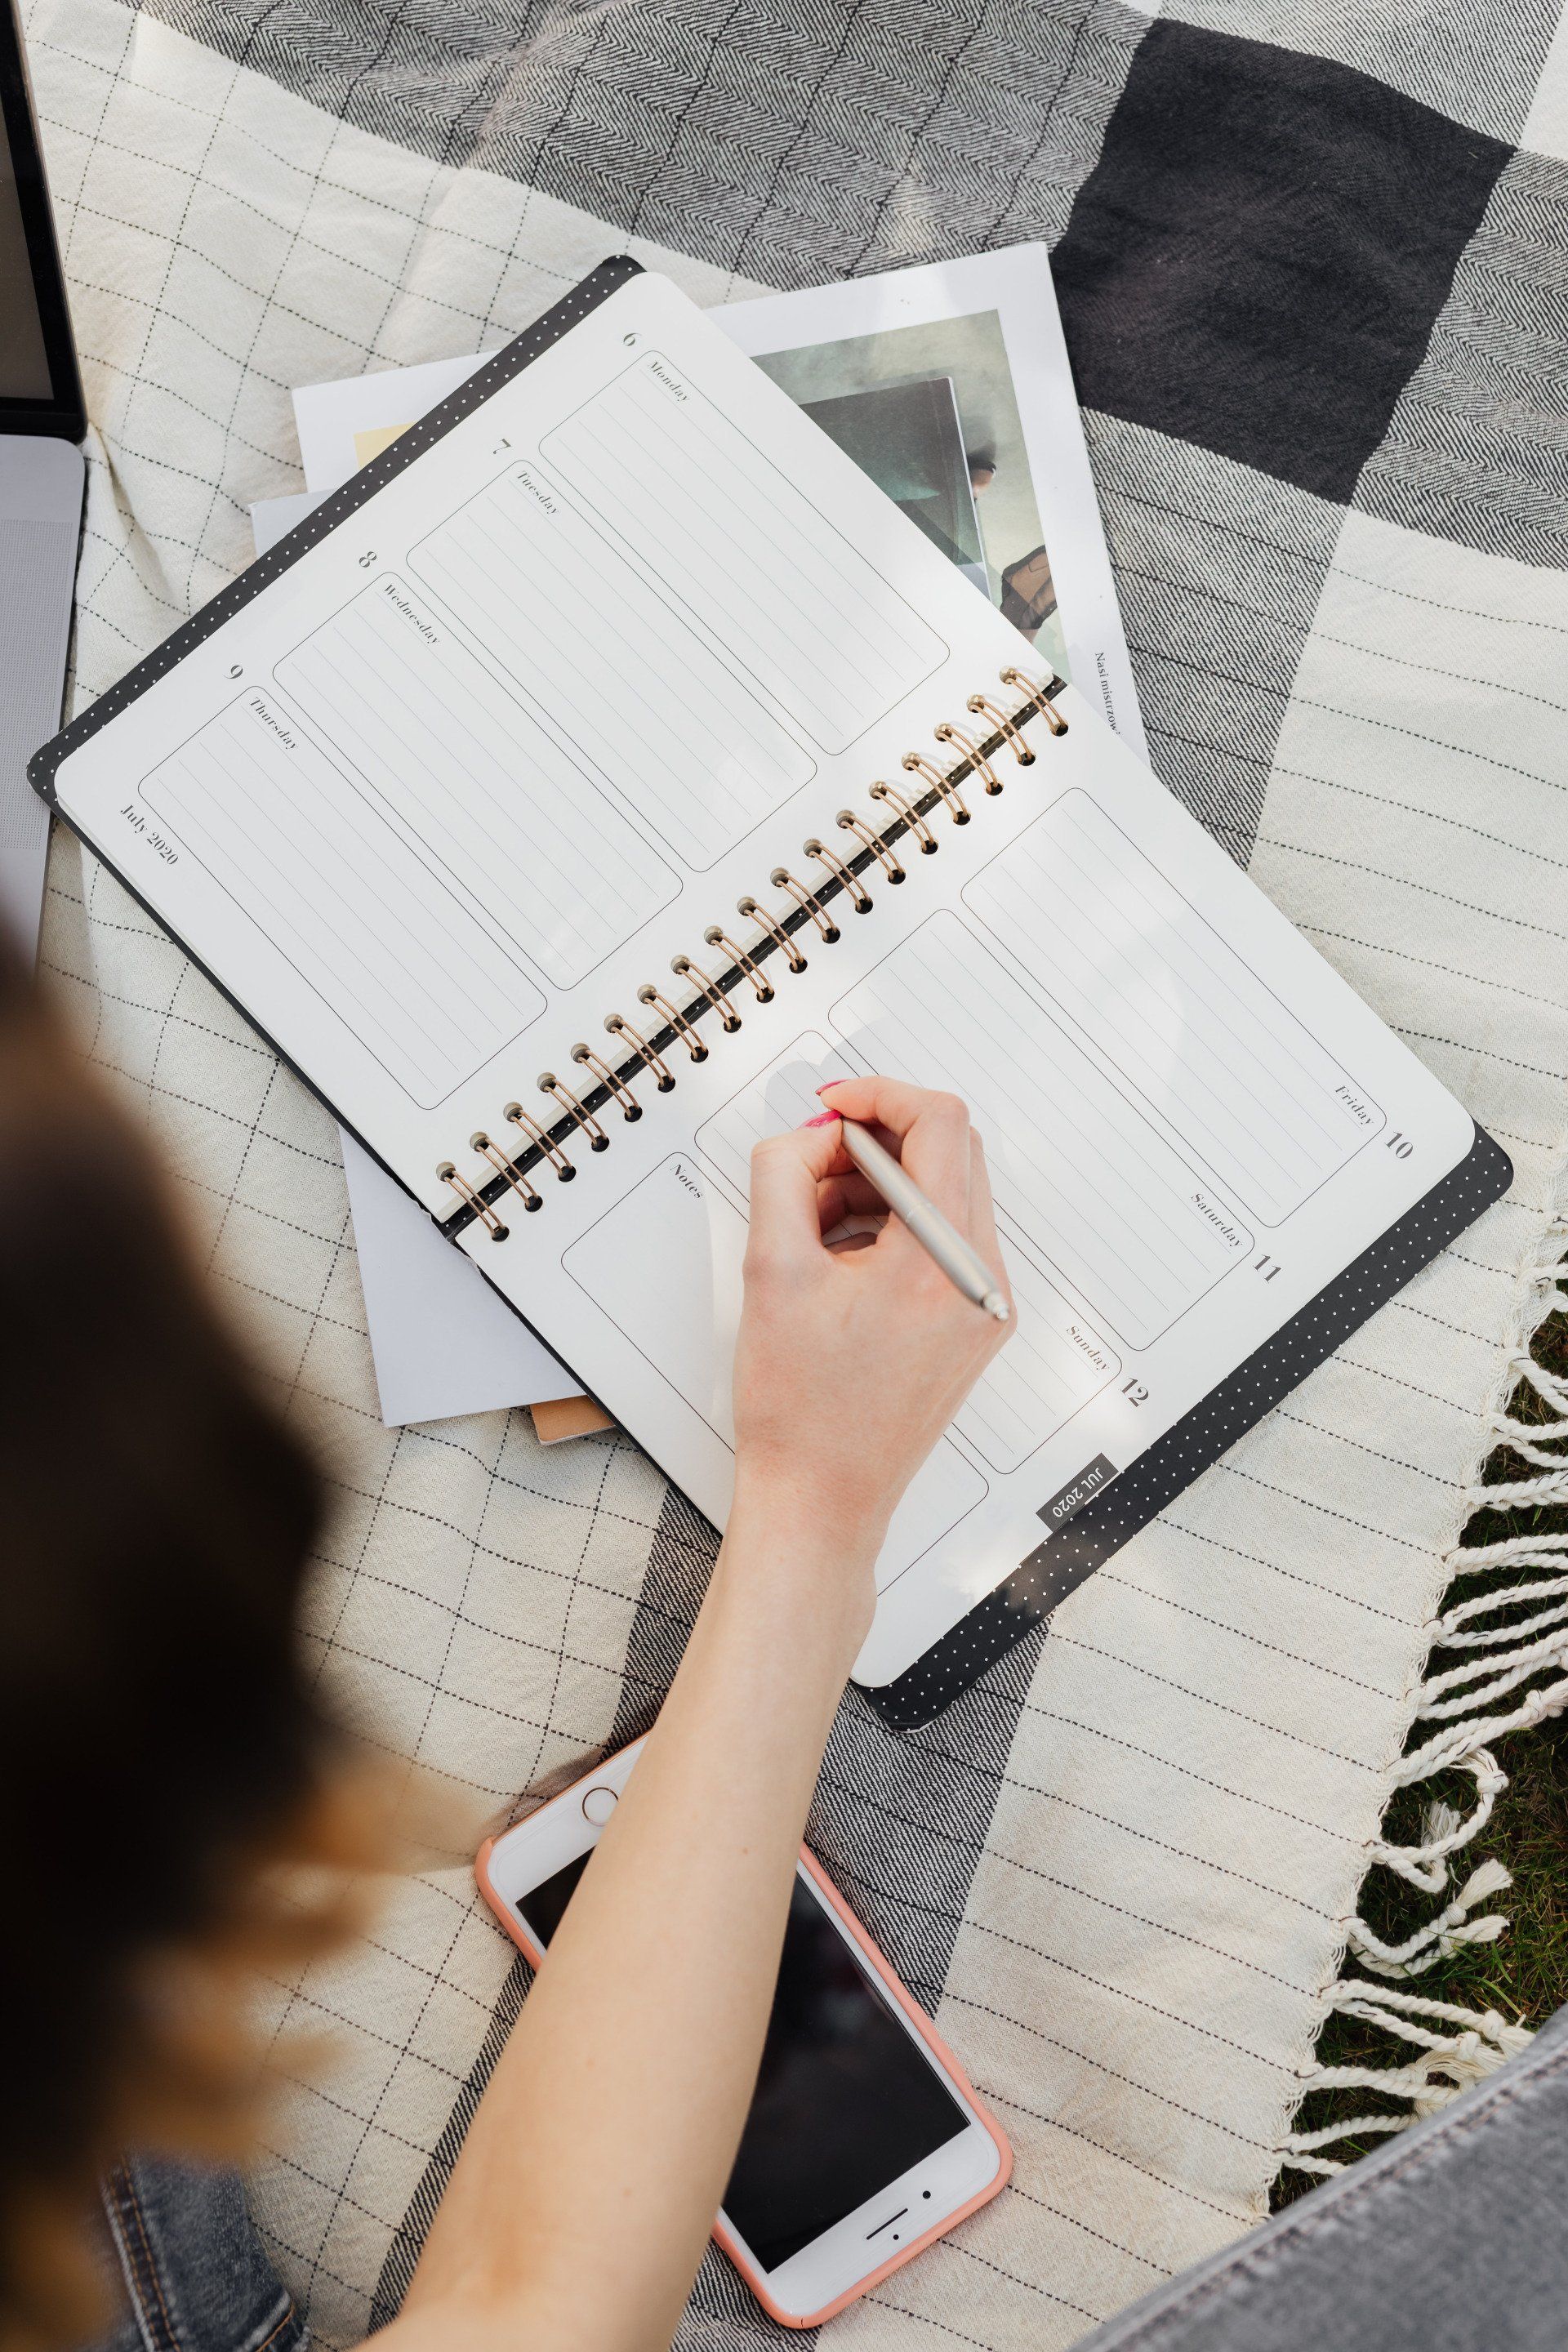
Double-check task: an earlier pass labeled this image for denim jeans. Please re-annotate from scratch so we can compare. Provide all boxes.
[95,2157,305,2352]
[94,2002,1568,2349]
[1078,1996,1568,2352]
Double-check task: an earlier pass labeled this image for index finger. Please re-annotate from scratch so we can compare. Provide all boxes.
[817,1075,971,1224]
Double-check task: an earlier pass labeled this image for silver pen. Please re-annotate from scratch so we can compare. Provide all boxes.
[833,1115,1010,1323]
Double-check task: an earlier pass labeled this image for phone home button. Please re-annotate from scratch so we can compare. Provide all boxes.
[581,1784,618,1827]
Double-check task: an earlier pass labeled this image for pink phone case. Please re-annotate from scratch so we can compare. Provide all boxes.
[474,1757,1012,2330]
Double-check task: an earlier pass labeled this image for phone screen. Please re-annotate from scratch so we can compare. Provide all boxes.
[518,1855,969,2272]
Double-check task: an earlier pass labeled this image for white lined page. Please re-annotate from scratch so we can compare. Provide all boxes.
[140,691,544,1105]
[560,1148,987,1594]
[276,577,679,988]
[57,264,1050,1210]
[964,792,1383,1224]
[831,913,1252,1350]
[954,1245,1120,1475]
[408,463,814,871]
[697,1036,1123,1477]
[542,352,946,752]
[693,1031,857,1197]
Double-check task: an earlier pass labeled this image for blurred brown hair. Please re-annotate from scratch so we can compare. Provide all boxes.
[0,938,359,2345]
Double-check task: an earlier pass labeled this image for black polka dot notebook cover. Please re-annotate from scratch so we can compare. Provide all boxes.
[30,259,1512,1730]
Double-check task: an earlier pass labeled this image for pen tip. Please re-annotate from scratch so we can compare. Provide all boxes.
[985,1292,1011,1323]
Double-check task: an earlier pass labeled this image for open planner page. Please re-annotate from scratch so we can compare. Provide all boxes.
[41,263,1486,1692]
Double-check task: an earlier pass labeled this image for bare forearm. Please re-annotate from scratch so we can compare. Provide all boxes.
[389,1483,875,2350]
[379,1080,1007,2351]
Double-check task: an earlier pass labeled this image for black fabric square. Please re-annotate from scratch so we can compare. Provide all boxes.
[1052,21,1512,503]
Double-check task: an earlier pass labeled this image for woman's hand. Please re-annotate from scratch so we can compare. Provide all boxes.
[730,1076,1012,1600]
[388,1079,1011,2352]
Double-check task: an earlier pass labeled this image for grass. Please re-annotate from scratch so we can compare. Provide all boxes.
[1274,1278,1568,2202]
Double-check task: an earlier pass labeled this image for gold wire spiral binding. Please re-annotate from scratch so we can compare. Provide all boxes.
[607,1012,675,1090]
[505,1098,575,1178]
[804,838,871,911]
[704,925,773,1001]
[470,1130,542,1210]
[902,751,969,826]
[838,808,904,883]
[540,1071,608,1150]
[967,692,1034,764]
[870,779,936,853]
[638,984,708,1060]
[442,665,1073,1232]
[738,894,807,972]
[672,955,742,1031]
[933,720,1003,794]
[572,1042,641,1120]
[1001,666,1068,737]
[772,867,839,942]
[439,1161,509,1238]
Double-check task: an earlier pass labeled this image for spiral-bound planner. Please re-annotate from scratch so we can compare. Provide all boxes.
[33,258,1509,1726]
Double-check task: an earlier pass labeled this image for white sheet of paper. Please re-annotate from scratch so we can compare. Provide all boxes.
[248,491,321,549]
[341,1131,575,1422]
[58,266,1478,1684]
[292,351,486,496]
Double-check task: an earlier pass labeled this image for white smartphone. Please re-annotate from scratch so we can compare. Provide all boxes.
[477,1738,1010,2328]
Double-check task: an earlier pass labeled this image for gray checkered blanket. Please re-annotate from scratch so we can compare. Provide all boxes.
[24,0,1568,2341]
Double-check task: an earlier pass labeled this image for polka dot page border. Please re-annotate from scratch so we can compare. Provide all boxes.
[28,255,642,801]
[866,1125,1514,1733]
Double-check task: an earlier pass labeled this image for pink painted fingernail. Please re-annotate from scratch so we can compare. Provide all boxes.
[815,1080,845,1097]
[800,1110,840,1129]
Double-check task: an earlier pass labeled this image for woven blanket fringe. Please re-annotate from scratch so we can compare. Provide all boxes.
[1281,1214,1568,2176]
[1283,1983,1536,2174]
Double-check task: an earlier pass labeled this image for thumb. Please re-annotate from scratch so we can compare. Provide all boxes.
[745,1115,844,1276]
